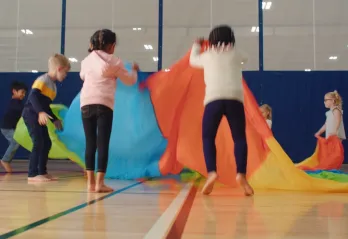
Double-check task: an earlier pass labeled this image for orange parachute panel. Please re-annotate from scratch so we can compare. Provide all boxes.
[296,136,344,170]
[147,41,348,192]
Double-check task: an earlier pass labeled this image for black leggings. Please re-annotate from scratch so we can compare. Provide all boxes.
[202,99,247,174]
[82,104,113,173]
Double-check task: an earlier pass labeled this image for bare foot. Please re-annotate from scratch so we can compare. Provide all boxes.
[87,184,96,192]
[95,172,113,193]
[86,170,96,192]
[95,184,114,193]
[1,161,12,173]
[28,175,52,182]
[236,173,254,196]
[201,171,218,195]
[43,174,58,180]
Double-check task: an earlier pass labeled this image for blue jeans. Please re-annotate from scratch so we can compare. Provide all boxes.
[1,129,20,163]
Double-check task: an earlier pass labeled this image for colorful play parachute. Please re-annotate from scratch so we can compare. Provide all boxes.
[13,47,348,191]
[14,105,85,168]
[145,42,348,192]
[296,136,344,170]
[14,105,66,159]
[57,64,169,179]
[13,64,171,179]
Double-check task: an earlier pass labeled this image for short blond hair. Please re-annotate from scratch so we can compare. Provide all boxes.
[48,54,71,70]
[325,90,343,109]
[260,104,272,120]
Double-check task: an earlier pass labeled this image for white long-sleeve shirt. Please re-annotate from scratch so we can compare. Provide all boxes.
[189,42,248,105]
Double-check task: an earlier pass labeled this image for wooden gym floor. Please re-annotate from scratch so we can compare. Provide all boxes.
[0,160,347,239]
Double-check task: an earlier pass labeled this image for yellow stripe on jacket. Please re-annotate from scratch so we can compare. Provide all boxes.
[32,80,56,101]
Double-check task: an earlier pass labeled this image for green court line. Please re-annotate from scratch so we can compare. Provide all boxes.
[0,180,145,239]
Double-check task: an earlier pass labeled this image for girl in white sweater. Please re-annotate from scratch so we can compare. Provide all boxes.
[189,25,254,196]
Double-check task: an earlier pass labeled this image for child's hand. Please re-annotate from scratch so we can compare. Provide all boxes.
[53,120,63,131]
[38,112,52,126]
[132,63,140,72]
[195,38,205,45]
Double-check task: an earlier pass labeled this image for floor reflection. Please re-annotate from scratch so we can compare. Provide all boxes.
[183,187,348,239]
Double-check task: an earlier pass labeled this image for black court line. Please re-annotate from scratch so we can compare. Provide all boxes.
[166,179,200,239]
[0,180,145,239]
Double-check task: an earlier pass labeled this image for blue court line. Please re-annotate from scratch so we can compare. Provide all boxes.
[0,180,145,239]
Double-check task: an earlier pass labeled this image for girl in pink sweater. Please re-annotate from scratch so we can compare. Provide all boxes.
[80,29,138,193]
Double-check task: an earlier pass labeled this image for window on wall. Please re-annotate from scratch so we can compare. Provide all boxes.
[264,0,348,71]
[0,0,61,72]
[66,0,159,72]
[314,0,348,70]
[163,0,259,71]
[212,0,259,71]
[3,1,345,73]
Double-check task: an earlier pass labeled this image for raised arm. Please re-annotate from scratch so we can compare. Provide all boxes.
[189,42,204,68]
[102,61,138,86]
[117,62,138,86]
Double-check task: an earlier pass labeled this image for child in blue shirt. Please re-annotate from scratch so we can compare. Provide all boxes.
[22,54,70,182]
[1,81,28,173]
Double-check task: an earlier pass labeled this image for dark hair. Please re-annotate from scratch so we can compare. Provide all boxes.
[11,81,28,92]
[88,29,117,53]
[208,25,235,47]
